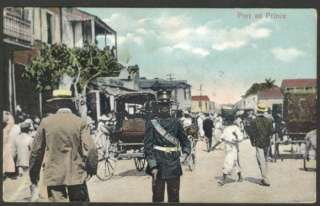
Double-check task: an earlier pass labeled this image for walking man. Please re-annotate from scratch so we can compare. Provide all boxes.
[246,103,273,186]
[144,90,191,203]
[203,114,214,152]
[29,89,98,202]
[218,115,244,186]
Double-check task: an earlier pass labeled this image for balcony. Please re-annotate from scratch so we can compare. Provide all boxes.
[3,8,32,49]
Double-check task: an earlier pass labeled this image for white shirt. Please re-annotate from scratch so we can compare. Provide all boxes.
[181,117,192,128]
[221,125,244,145]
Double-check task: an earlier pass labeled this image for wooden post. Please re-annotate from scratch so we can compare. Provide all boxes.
[8,56,13,113]
[114,32,117,60]
[39,92,43,117]
[96,91,101,120]
[104,32,107,47]
[91,19,95,44]
[12,63,17,115]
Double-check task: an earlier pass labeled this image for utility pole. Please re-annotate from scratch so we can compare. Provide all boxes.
[166,73,175,81]
[197,84,204,112]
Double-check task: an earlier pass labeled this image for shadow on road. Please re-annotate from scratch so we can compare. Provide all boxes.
[244,177,262,185]
[214,176,236,185]
[117,169,147,177]
[298,168,316,172]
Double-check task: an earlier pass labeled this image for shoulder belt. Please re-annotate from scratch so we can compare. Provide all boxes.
[151,119,179,146]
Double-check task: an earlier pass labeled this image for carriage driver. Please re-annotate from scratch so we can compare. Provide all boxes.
[144,90,191,203]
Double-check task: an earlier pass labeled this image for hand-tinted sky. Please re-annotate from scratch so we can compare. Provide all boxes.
[81,8,317,105]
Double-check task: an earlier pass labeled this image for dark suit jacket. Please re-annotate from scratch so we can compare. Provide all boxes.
[247,115,273,148]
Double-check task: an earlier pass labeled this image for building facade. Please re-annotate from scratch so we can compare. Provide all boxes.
[281,79,317,94]
[191,95,211,113]
[3,7,116,118]
[139,78,192,111]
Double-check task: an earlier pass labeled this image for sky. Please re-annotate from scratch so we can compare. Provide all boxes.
[81,8,317,105]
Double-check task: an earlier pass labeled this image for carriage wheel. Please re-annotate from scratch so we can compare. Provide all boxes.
[187,154,196,171]
[134,158,146,171]
[96,157,116,181]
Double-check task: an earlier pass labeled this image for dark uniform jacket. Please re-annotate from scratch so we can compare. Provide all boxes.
[247,115,273,148]
[144,117,191,179]
[29,109,98,186]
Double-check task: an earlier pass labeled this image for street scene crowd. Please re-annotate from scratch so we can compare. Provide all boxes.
[2,7,317,204]
[2,90,317,202]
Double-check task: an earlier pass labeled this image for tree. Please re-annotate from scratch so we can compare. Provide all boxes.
[23,42,123,118]
[244,78,276,97]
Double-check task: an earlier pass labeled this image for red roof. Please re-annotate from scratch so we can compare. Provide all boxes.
[281,79,316,89]
[258,86,283,99]
[192,95,210,101]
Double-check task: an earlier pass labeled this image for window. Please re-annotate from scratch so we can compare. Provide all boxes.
[198,101,202,108]
[46,13,53,44]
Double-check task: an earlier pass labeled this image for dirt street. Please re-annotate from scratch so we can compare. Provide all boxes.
[3,139,316,203]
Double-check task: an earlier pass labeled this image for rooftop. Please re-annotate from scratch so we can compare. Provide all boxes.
[281,79,317,89]
[139,78,191,90]
[192,95,210,101]
[258,86,283,99]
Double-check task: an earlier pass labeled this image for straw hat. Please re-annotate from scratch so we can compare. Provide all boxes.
[47,89,73,102]
[257,103,268,113]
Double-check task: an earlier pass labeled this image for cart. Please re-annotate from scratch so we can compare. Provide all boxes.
[273,92,316,162]
[96,92,156,181]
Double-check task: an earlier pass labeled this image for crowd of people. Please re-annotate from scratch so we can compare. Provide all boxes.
[2,92,316,202]
[176,103,285,187]
[3,109,41,179]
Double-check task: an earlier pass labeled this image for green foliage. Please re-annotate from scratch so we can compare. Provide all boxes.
[23,42,123,93]
[244,78,276,97]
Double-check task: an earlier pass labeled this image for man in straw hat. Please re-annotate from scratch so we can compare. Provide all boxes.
[246,102,273,186]
[144,90,191,202]
[29,89,98,202]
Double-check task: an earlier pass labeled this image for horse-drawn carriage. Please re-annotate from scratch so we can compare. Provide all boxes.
[96,92,155,180]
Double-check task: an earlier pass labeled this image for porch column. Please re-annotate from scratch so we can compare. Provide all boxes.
[114,33,118,60]
[12,63,17,115]
[91,19,95,44]
[8,56,13,113]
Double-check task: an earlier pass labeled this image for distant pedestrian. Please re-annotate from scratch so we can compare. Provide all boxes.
[14,120,33,176]
[246,103,273,186]
[218,115,244,186]
[3,111,16,177]
[213,114,223,147]
[197,113,205,139]
[203,114,214,152]
[29,89,98,202]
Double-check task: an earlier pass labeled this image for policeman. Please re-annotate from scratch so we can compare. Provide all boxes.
[144,90,191,203]
[29,89,98,202]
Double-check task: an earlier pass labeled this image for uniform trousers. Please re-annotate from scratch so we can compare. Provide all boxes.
[256,146,270,184]
[152,176,180,202]
[47,182,89,202]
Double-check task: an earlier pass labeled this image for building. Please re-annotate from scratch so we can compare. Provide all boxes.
[3,7,34,116]
[281,79,317,94]
[139,78,192,111]
[234,94,258,111]
[3,7,116,118]
[257,86,283,114]
[191,95,211,113]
